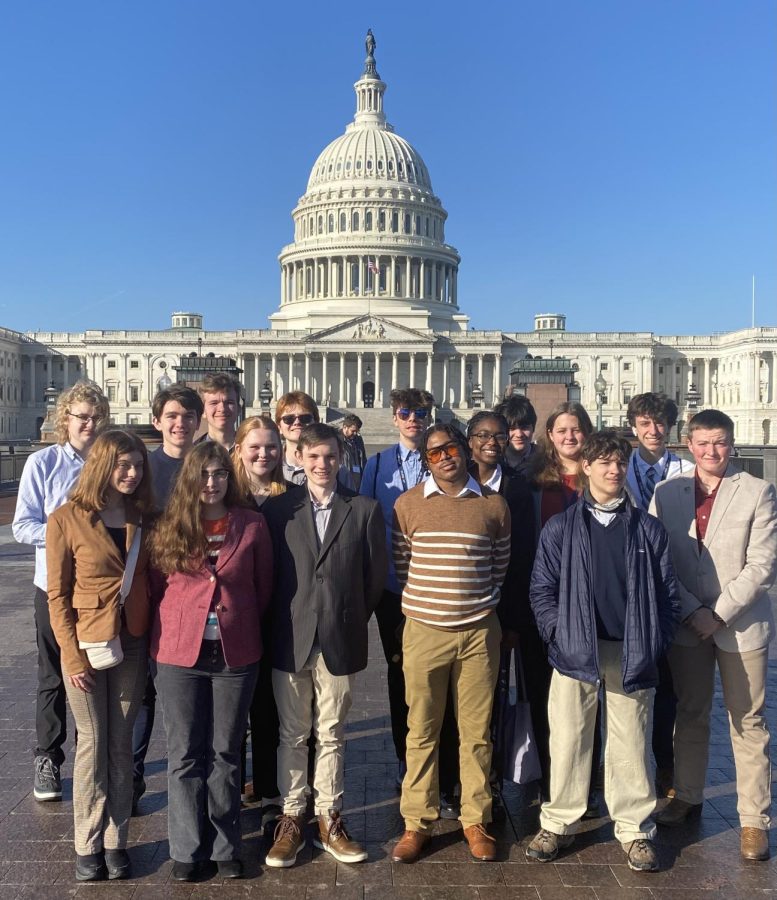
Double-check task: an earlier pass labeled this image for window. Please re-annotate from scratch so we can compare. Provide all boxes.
[130,360,139,369]
[352,211,360,231]
[107,360,117,369]
[415,215,421,234]
[129,386,139,402]
[340,212,346,231]
[107,385,117,402]
[328,214,334,232]
[623,389,632,404]
[391,212,398,232]
[365,211,372,230]
[378,211,385,231]
[658,366,664,374]
[404,213,411,233]
[623,362,631,371]
[600,362,609,371]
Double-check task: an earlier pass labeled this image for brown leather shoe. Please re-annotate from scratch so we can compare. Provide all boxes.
[463,823,497,861]
[653,797,703,827]
[314,811,368,863]
[741,826,770,861]
[391,830,430,863]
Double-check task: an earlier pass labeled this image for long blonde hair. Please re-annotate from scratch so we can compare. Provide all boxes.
[231,416,287,501]
[527,402,593,488]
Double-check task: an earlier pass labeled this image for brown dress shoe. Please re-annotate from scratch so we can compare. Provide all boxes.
[463,823,497,861]
[741,826,770,861]
[653,797,703,827]
[314,811,368,863]
[391,830,430,863]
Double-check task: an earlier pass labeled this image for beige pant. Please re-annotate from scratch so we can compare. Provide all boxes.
[64,631,147,855]
[668,640,771,829]
[272,649,353,817]
[540,640,657,844]
[400,614,501,834]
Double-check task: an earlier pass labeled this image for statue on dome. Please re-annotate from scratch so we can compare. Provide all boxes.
[365,29,376,59]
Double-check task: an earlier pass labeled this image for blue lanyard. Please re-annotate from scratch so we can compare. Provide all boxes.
[395,445,422,493]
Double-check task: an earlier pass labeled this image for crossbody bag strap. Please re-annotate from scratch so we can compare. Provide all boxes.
[118,524,142,607]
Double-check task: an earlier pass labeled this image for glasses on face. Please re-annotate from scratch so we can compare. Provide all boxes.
[68,412,104,425]
[280,413,315,427]
[201,469,230,483]
[425,442,462,464]
[115,462,143,474]
[396,408,429,421]
[471,431,508,444]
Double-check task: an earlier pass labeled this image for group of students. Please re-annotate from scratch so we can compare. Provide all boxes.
[12,377,775,881]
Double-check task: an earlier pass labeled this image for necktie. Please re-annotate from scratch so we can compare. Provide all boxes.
[644,466,657,505]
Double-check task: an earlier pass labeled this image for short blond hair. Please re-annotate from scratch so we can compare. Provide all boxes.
[54,381,110,445]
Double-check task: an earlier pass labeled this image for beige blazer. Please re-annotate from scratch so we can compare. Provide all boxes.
[650,465,777,651]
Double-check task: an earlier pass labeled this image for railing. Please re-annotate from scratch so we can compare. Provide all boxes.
[0,450,35,486]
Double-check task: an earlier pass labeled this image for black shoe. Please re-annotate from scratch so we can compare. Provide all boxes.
[75,852,107,882]
[33,755,62,802]
[131,777,146,816]
[171,861,199,882]
[439,792,461,820]
[105,849,131,880]
[217,859,244,879]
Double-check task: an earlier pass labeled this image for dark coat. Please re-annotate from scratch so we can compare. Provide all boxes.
[263,484,387,676]
[495,467,537,633]
[529,498,680,693]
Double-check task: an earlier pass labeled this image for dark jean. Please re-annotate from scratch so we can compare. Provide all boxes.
[155,641,258,863]
[33,587,68,765]
[131,663,156,786]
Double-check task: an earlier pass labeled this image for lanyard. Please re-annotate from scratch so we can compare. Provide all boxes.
[396,445,422,493]
[633,452,675,507]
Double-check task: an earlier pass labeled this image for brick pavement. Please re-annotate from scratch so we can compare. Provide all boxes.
[0,522,774,898]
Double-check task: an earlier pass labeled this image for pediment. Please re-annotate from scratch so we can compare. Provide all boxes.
[309,315,432,344]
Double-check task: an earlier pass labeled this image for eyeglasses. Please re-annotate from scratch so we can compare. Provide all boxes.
[280,413,315,426]
[471,431,508,444]
[396,408,429,421]
[425,442,462,464]
[201,469,230,482]
[115,462,143,473]
[67,412,104,425]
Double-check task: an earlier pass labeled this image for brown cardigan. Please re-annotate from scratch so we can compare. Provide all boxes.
[46,502,151,675]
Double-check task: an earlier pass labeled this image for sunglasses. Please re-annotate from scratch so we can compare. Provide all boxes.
[280,413,315,426]
[425,442,462,464]
[396,408,429,421]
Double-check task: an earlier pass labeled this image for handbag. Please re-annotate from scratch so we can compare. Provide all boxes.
[79,525,142,671]
[503,645,542,785]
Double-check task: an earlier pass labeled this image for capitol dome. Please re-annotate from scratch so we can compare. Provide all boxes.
[271,31,465,333]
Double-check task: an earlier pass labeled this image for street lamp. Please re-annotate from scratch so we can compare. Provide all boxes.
[594,371,607,430]
[259,368,273,410]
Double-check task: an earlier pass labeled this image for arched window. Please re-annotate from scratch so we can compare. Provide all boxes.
[328,214,334,232]
[365,211,373,230]
[317,215,323,233]
[340,212,347,231]
[404,213,411,233]
[415,215,421,234]
[301,219,306,238]
[352,211,360,231]
[378,211,385,231]
[391,212,398,232]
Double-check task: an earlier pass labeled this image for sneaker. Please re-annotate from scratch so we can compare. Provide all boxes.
[525,828,574,862]
[265,814,306,868]
[624,838,659,872]
[33,756,62,802]
[314,811,368,863]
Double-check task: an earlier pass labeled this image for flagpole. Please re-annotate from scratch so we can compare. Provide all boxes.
[752,274,755,328]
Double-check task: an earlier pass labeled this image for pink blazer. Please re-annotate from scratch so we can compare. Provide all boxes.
[150,507,273,668]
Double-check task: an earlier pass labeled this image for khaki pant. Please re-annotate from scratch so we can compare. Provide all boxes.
[400,614,501,834]
[540,640,656,844]
[273,649,353,817]
[668,641,771,829]
[64,631,147,855]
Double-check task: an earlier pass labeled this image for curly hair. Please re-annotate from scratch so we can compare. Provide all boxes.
[151,443,246,574]
[231,416,286,501]
[527,401,594,488]
[54,381,110,445]
[626,392,678,429]
[69,429,154,514]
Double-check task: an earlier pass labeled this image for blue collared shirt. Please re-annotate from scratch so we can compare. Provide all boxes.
[360,442,426,593]
[12,442,85,590]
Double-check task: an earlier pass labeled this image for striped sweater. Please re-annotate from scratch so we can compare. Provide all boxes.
[392,481,511,627]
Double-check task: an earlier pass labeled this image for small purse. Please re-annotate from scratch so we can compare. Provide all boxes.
[503,646,543,785]
[79,525,141,671]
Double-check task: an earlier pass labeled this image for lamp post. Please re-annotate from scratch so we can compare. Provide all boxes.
[259,368,273,411]
[594,371,607,430]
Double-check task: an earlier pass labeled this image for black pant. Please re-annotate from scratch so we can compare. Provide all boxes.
[33,588,68,765]
[516,623,553,797]
[374,589,458,793]
[651,653,676,770]
[247,651,280,802]
[132,663,157,785]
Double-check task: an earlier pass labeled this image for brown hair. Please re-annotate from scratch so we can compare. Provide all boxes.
[69,429,154,514]
[198,372,242,401]
[686,409,735,442]
[231,416,287,500]
[274,391,319,424]
[580,431,632,466]
[54,381,110,445]
[389,388,434,413]
[527,401,594,488]
[626,392,678,429]
[151,384,203,422]
[296,422,343,457]
[151,443,246,574]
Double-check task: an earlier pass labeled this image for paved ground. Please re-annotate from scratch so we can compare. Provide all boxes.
[0,520,775,898]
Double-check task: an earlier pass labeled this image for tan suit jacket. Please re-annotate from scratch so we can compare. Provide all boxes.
[650,465,777,651]
[46,502,150,675]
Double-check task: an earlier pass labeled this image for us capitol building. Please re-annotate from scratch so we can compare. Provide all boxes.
[4,33,777,443]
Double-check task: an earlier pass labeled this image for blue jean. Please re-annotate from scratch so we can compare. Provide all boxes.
[155,641,258,862]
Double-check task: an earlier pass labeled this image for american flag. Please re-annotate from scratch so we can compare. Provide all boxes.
[368,258,380,275]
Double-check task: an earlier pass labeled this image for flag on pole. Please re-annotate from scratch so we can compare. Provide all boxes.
[368,258,380,275]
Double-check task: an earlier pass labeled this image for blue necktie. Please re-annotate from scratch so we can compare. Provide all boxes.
[644,466,657,504]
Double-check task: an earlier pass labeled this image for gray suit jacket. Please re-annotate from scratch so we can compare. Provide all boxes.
[650,465,777,651]
[263,484,387,675]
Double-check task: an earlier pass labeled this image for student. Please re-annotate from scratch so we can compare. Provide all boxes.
[651,410,777,862]
[527,432,679,873]
[196,373,242,451]
[131,383,204,812]
[262,423,386,868]
[46,429,153,881]
[391,423,511,863]
[625,391,693,798]
[150,444,272,881]
[340,414,367,490]
[13,381,109,803]
[274,391,320,485]
[494,394,537,472]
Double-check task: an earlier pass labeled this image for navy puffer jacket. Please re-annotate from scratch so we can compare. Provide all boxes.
[529,498,680,693]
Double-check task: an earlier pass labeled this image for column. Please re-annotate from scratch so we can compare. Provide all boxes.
[405,257,411,298]
[339,352,346,406]
[459,355,466,408]
[419,260,425,299]
[442,356,449,407]
[493,354,502,404]
[321,352,328,406]
[374,353,381,407]
[253,353,262,405]
[359,257,366,296]
[477,353,484,388]
[391,352,398,391]
[614,356,622,409]
[391,256,397,298]
[426,353,433,393]
[356,353,363,408]
[409,353,416,387]
[431,264,437,303]
[702,357,711,406]
[281,267,287,304]
[754,352,762,404]
[304,353,311,394]
[451,268,457,304]
[313,258,319,297]
[288,353,294,392]
[271,354,277,403]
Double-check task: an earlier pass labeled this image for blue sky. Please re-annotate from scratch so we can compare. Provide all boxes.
[0,1,774,335]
